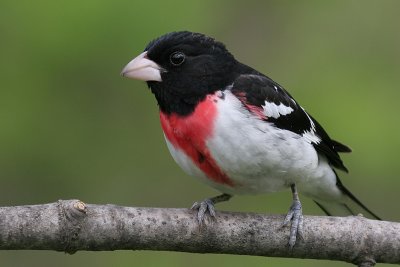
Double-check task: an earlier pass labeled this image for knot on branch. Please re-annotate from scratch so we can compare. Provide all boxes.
[356,257,376,267]
[57,199,87,254]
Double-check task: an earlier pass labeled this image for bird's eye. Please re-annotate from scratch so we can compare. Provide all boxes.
[169,51,185,66]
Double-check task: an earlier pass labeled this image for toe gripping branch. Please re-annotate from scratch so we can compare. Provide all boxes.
[191,188,303,249]
[191,193,232,224]
[283,184,304,248]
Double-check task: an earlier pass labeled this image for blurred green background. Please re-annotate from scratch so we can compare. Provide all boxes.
[0,0,399,266]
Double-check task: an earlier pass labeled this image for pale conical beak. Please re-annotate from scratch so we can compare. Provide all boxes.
[121,51,162,82]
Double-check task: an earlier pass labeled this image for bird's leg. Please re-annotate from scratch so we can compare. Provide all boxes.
[191,193,232,224]
[282,184,304,248]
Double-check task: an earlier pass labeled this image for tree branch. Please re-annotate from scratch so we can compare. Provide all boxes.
[0,200,398,266]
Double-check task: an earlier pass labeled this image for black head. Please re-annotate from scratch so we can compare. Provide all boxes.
[122,31,246,115]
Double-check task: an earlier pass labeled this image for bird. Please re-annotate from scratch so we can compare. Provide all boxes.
[121,31,380,247]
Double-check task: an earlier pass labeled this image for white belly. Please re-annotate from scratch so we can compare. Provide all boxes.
[164,91,340,198]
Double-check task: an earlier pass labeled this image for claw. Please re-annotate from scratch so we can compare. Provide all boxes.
[190,194,232,225]
[191,199,216,224]
[282,184,304,248]
[283,199,303,248]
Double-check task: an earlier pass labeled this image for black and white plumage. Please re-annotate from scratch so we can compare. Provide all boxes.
[121,31,380,247]
[230,74,351,172]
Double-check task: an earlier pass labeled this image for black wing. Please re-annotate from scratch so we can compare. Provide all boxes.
[230,74,350,172]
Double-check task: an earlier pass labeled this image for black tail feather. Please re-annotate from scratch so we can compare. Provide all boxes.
[314,171,381,220]
[331,139,352,153]
[314,201,332,216]
[336,179,381,220]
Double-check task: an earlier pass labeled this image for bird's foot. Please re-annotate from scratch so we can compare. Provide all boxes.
[282,199,304,248]
[190,193,232,225]
[191,198,216,225]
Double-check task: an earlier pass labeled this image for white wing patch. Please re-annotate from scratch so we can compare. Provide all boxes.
[301,107,321,144]
[262,101,294,119]
[302,130,321,144]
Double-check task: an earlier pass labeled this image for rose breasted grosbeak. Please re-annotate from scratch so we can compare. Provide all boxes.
[121,31,380,247]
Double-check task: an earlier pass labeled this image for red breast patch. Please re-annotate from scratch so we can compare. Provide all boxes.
[160,93,233,186]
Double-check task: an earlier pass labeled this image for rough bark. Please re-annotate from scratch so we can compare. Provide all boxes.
[0,200,398,266]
